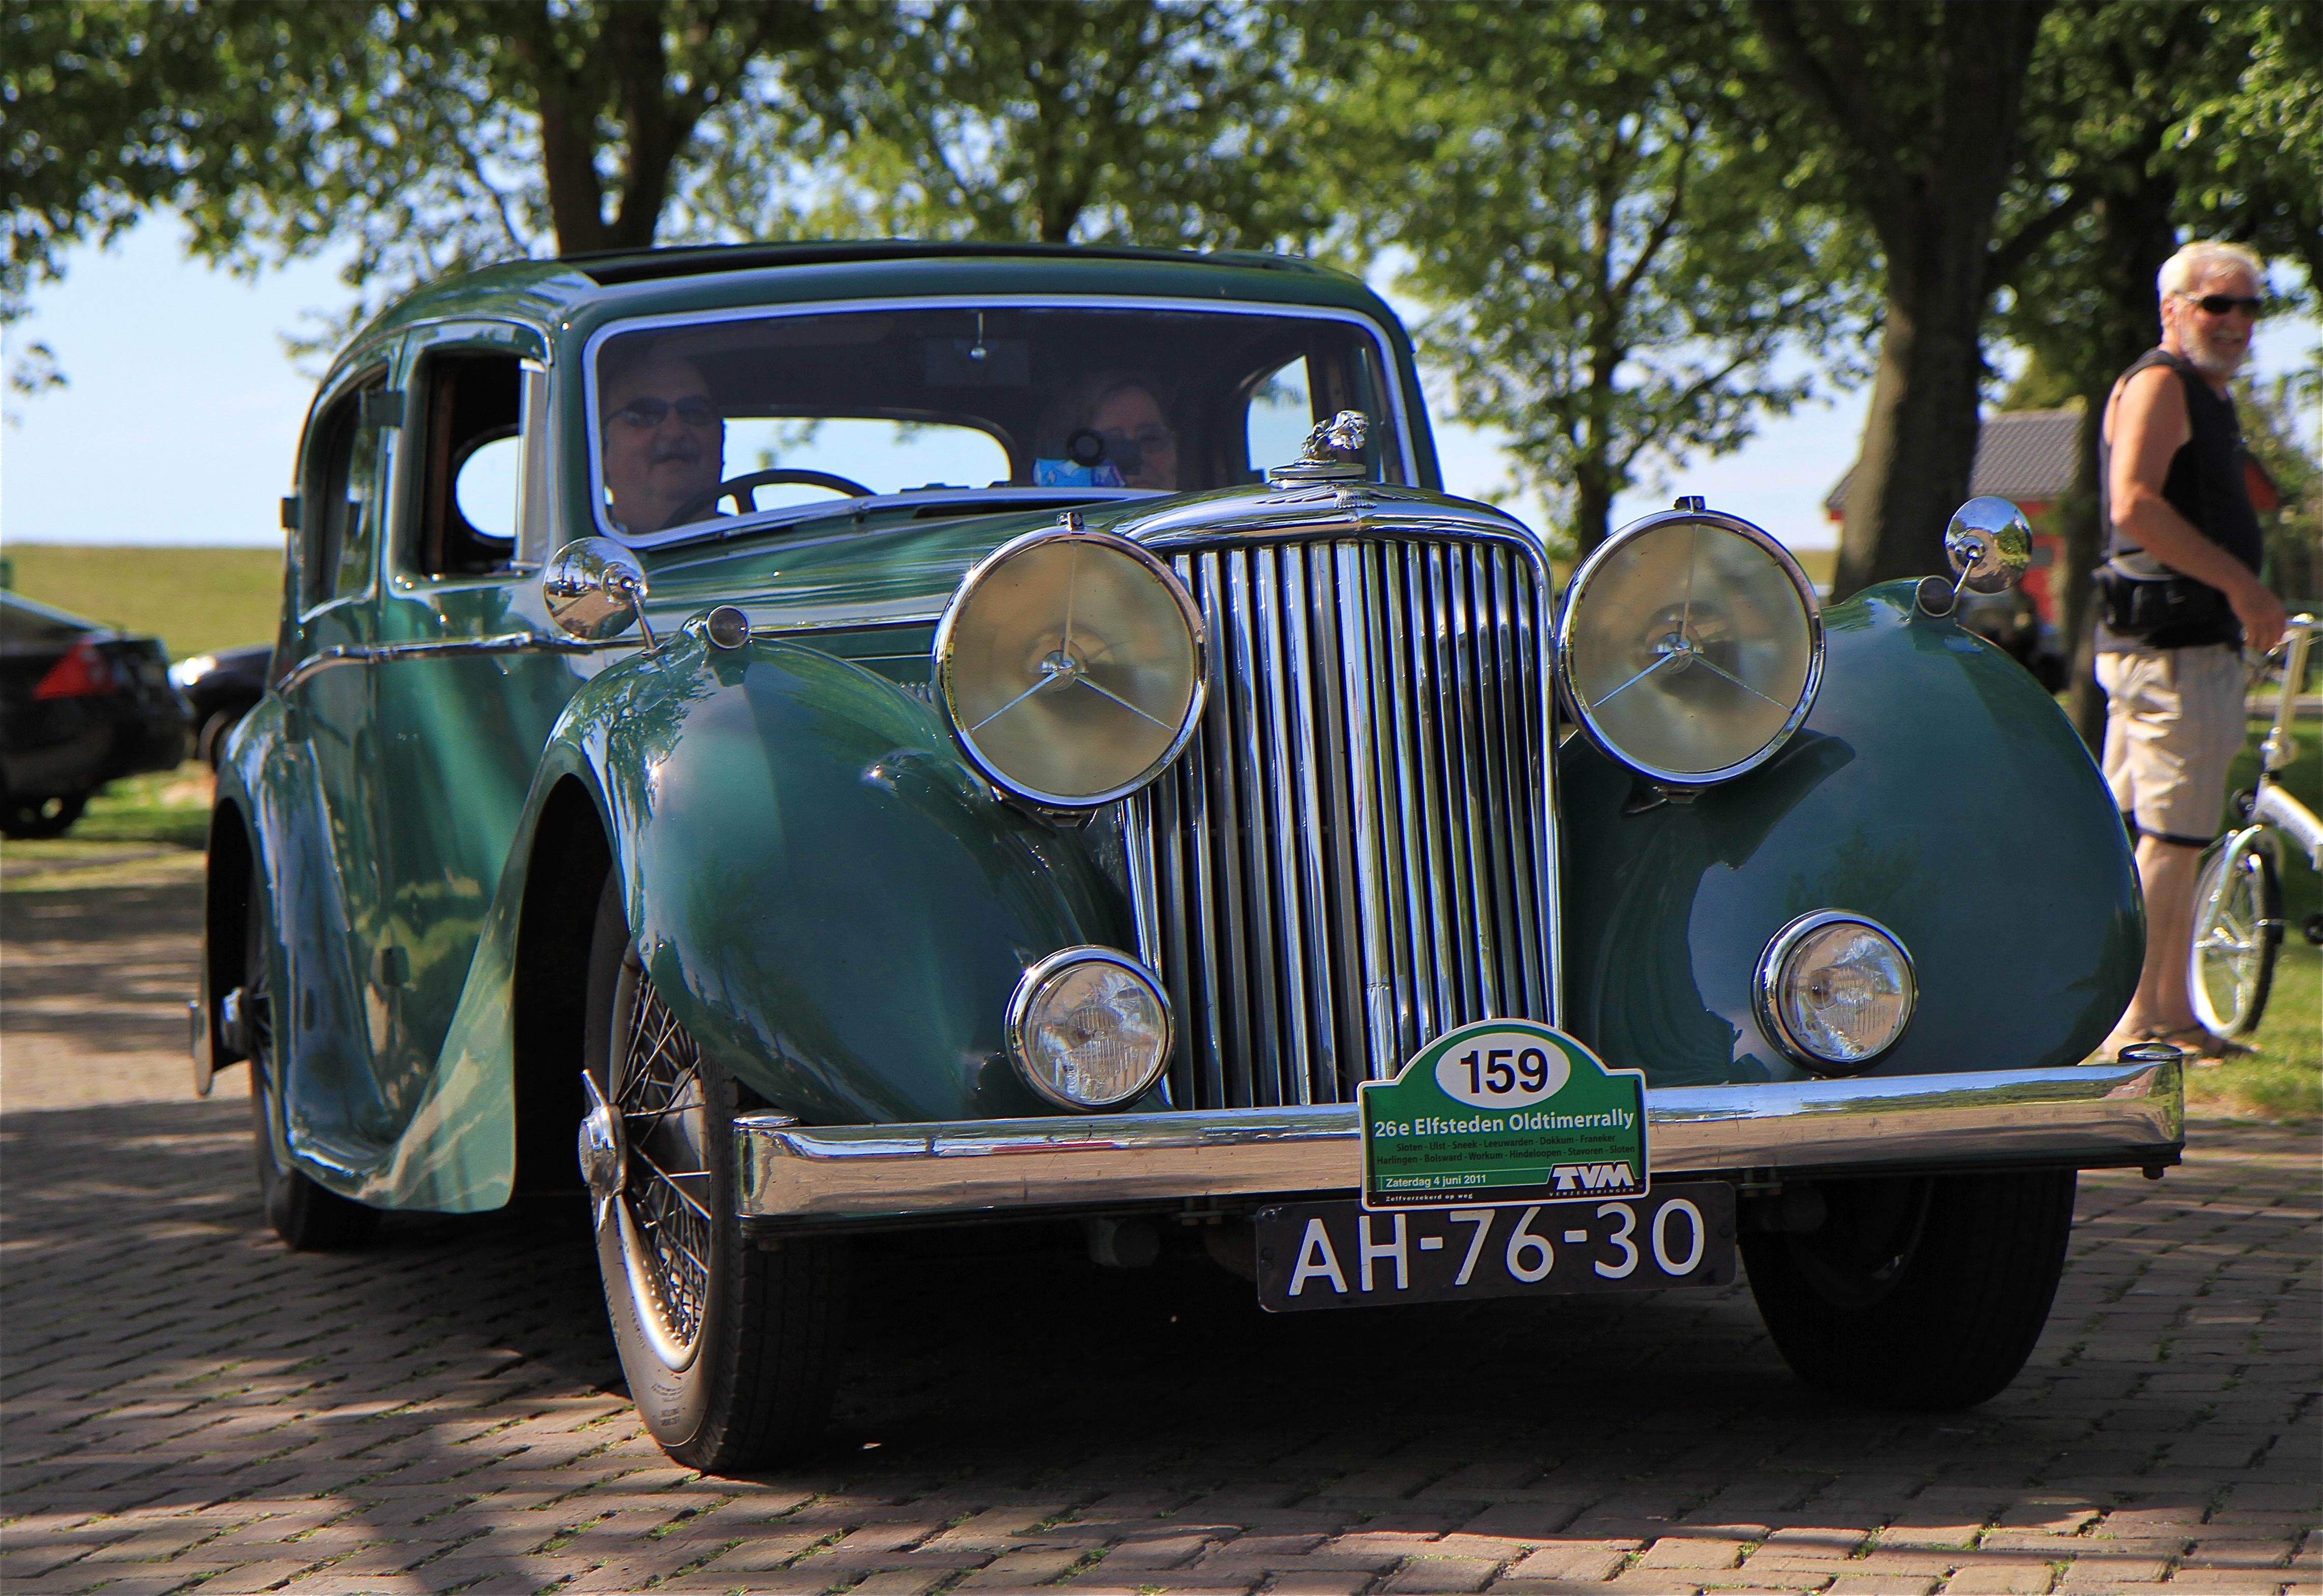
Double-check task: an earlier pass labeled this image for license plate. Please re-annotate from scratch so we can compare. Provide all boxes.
[1254,1182,1735,1312]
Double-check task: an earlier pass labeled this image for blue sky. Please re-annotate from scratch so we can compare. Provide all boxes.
[3,214,2313,553]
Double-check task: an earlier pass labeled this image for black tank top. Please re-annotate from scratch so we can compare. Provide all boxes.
[2095,347,2264,651]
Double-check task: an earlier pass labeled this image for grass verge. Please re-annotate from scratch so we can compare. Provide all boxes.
[4,544,282,660]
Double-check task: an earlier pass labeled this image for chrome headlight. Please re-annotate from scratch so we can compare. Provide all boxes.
[1757,912,1917,1073]
[936,524,1207,807]
[169,654,217,689]
[1007,947,1173,1110]
[1556,508,1822,784]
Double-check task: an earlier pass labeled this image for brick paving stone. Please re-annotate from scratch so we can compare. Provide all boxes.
[5,884,2319,1596]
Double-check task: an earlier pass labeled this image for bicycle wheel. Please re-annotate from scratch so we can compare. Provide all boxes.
[2188,833,2280,1037]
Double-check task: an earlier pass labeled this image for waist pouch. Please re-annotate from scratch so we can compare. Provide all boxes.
[2095,558,2228,639]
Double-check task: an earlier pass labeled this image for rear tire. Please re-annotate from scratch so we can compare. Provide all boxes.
[2189,835,2280,1038]
[243,858,380,1251]
[2,792,88,838]
[1743,1170,2075,1410]
[583,875,849,1471]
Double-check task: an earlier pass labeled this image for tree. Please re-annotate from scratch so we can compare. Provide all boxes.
[1309,2,1868,554]
[771,1,1318,250]
[5,1,829,356]
[1992,0,2316,743]
[1744,0,2083,598]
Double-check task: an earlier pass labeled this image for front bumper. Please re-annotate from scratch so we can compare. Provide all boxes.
[735,1059,2182,1225]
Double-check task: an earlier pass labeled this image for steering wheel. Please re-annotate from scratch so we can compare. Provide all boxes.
[673,468,875,527]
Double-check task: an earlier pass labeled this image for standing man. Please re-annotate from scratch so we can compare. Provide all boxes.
[2096,240,2286,1060]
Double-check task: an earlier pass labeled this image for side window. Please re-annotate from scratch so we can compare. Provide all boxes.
[300,373,388,611]
[412,351,522,578]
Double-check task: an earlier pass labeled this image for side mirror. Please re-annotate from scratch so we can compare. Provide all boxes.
[544,537,657,646]
[1943,497,2032,596]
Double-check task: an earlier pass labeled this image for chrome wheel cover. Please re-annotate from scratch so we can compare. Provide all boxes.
[608,951,714,1370]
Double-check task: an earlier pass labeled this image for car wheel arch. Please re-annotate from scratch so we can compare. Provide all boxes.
[202,801,257,1073]
[509,774,613,1193]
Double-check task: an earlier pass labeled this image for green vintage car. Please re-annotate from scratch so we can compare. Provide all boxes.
[196,242,2178,1469]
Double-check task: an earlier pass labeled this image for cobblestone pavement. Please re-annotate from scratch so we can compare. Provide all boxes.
[2,874,2317,1595]
[1,1096,2312,1596]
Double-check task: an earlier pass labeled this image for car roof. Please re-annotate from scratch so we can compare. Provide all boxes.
[337,242,1388,373]
[0,590,99,631]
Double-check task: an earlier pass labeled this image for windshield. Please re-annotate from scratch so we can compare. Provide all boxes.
[587,301,1405,541]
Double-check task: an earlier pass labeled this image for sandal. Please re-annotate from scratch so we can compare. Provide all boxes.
[2142,1024,2254,1062]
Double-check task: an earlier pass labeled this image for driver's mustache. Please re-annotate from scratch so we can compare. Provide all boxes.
[651,437,701,465]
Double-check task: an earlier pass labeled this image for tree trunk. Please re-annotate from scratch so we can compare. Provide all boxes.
[1834,267,1988,597]
[1751,0,2050,600]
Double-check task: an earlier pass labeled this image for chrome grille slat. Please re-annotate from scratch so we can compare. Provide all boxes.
[1132,535,1551,1110]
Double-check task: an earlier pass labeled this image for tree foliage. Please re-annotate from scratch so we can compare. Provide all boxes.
[4,0,829,356]
[1311,2,1869,554]
[1741,0,2084,598]
[1990,0,2316,741]
[777,1,1319,249]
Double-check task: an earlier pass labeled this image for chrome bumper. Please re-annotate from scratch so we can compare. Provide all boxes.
[734,1060,2182,1223]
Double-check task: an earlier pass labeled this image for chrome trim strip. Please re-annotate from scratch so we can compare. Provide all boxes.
[276,632,603,692]
[734,1061,2183,1221]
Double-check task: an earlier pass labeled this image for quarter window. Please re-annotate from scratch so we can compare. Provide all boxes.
[300,374,389,610]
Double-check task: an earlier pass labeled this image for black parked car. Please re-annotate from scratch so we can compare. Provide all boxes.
[0,592,190,837]
[168,643,274,766]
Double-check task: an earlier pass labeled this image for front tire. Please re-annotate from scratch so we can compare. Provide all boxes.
[1743,1170,2075,1410]
[2189,834,2280,1038]
[583,876,849,1471]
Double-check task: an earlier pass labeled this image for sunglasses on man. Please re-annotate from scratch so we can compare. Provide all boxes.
[610,395,721,428]
[2178,292,2265,318]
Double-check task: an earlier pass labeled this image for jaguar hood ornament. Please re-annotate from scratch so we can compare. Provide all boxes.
[1266,409,1371,485]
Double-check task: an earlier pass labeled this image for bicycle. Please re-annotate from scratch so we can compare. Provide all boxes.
[2188,613,2323,1037]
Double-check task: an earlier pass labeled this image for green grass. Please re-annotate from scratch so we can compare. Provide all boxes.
[1,544,283,659]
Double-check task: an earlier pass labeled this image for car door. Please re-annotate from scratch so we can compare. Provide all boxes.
[273,358,406,1154]
[366,322,589,1106]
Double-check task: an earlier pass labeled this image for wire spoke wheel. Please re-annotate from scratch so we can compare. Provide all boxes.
[2189,833,2280,1038]
[610,952,715,1362]
[583,873,849,1470]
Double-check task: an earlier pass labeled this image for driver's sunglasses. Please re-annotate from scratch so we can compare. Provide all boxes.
[611,395,721,428]
[1101,426,1176,453]
[2181,292,2266,318]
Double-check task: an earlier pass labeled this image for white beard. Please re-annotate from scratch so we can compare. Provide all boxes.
[2178,316,2249,380]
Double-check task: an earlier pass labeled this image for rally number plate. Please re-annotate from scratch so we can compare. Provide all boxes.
[1254,1183,1736,1313]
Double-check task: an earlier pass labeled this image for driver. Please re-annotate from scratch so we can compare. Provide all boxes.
[600,349,724,533]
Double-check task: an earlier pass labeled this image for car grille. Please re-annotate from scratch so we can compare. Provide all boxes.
[1125,534,1554,1110]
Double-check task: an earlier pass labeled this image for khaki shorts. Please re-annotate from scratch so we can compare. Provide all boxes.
[2097,644,2249,846]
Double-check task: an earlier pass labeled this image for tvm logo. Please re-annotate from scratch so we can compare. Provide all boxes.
[1550,1162,1637,1192]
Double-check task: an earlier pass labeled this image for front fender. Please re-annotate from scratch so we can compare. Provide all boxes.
[567,630,1135,1123]
[1559,580,2141,1085]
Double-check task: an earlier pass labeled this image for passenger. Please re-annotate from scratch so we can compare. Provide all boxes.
[599,349,725,532]
[1038,375,1180,490]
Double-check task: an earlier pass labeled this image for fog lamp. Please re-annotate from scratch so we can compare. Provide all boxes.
[1757,912,1916,1073]
[1007,948,1172,1109]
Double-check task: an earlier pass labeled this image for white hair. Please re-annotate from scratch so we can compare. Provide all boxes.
[2157,240,2264,299]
